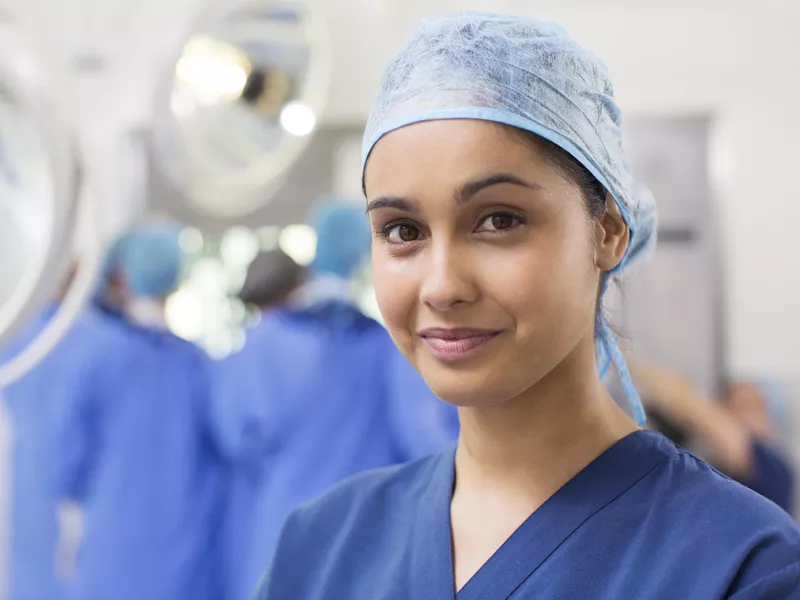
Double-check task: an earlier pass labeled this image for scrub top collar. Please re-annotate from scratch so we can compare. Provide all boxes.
[412,430,676,599]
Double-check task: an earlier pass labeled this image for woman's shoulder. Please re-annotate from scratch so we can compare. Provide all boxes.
[273,451,448,551]
[254,453,449,599]
[641,434,800,593]
[653,435,797,529]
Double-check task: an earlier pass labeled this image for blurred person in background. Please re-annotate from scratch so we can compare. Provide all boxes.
[0,258,141,600]
[214,248,307,600]
[57,225,225,600]
[633,362,795,515]
[213,198,458,600]
[0,262,99,600]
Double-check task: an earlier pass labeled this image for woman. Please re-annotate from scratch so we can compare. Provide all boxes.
[255,13,800,599]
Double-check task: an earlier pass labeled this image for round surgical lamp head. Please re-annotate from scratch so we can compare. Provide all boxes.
[151,0,332,223]
[0,19,106,388]
[0,20,79,349]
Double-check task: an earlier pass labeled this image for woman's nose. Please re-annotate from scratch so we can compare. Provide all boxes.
[419,243,479,312]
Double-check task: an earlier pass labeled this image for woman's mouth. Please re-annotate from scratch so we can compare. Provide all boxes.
[418,328,502,361]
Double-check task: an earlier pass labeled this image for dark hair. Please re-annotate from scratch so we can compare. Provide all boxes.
[239,249,306,308]
[517,130,607,218]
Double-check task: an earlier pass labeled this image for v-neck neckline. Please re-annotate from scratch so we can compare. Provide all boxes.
[410,430,673,600]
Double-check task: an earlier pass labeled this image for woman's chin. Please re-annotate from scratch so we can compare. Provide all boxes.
[423,373,521,409]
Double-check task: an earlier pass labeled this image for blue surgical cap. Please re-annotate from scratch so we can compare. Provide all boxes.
[362,12,657,425]
[310,198,371,279]
[120,227,183,299]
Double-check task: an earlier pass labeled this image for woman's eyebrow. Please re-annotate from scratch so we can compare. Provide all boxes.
[458,173,542,204]
[366,173,540,213]
[366,196,419,214]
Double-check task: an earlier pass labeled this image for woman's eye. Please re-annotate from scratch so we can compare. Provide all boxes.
[476,212,522,233]
[384,223,422,244]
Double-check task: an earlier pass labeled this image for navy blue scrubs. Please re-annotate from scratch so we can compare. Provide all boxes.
[740,439,795,516]
[256,430,800,599]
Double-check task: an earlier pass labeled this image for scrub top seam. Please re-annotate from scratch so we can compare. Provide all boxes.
[502,451,676,599]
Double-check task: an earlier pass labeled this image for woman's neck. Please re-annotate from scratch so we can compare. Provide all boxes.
[454,340,638,504]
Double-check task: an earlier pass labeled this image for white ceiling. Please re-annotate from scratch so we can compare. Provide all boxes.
[1,0,798,129]
[3,0,795,68]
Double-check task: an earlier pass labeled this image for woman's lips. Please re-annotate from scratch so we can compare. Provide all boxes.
[418,328,502,361]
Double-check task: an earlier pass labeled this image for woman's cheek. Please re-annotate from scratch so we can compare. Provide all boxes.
[476,248,549,310]
[372,254,417,340]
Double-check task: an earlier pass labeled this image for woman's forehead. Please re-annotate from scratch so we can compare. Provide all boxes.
[364,120,555,196]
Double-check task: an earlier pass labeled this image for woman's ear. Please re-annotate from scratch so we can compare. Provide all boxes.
[594,192,630,271]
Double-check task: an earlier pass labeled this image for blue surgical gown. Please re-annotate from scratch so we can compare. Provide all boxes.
[212,304,459,600]
[256,430,800,599]
[58,316,225,600]
[0,307,112,600]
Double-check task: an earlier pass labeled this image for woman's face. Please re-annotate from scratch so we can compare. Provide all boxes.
[364,120,625,407]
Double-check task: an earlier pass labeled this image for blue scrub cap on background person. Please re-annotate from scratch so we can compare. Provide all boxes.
[119,227,183,299]
[361,12,658,425]
[310,197,372,280]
